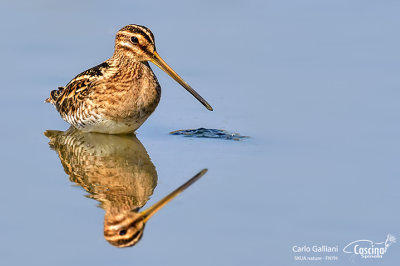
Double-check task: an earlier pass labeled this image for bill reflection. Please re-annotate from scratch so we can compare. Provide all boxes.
[45,129,207,247]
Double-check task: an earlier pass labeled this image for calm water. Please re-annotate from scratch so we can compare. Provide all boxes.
[1,1,400,265]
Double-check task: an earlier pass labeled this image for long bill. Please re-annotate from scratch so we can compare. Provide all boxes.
[150,51,213,111]
[140,169,208,223]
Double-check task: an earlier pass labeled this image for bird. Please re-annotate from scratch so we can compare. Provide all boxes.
[104,168,207,247]
[45,128,207,247]
[46,24,213,134]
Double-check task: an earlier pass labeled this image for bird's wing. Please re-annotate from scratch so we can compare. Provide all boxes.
[47,62,110,116]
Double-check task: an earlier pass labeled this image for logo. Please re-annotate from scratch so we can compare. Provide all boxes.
[343,234,396,259]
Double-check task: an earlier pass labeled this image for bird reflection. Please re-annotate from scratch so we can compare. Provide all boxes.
[45,128,207,247]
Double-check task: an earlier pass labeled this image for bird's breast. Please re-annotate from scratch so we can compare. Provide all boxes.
[92,62,161,123]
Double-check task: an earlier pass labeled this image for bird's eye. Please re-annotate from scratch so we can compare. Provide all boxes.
[119,229,127,236]
[130,36,138,44]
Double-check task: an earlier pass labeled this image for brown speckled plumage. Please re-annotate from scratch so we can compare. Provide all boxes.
[46,24,212,134]
[45,128,157,247]
[45,128,208,248]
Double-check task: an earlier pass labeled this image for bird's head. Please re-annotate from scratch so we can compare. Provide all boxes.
[104,210,145,248]
[114,24,213,111]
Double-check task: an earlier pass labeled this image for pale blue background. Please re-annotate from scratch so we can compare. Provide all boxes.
[0,1,399,265]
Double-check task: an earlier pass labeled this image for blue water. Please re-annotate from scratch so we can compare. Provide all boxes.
[0,1,399,265]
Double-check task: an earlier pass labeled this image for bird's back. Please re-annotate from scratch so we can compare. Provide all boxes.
[46,60,161,134]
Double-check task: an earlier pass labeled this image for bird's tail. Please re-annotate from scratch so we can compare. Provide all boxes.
[45,87,64,104]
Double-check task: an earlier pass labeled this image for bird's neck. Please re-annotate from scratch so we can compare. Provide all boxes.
[109,52,143,67]
[100,196,142,216]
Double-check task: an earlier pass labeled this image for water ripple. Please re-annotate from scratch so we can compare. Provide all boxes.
[170,128,249,141]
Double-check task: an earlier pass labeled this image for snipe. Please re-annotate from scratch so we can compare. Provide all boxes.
[46,24,212,134]
[45,129,208,247]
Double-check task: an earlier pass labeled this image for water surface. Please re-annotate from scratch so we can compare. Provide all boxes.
[0,1,400,265]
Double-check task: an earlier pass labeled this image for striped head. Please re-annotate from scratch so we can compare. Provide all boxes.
[103,169,207,248]
[114,24,156,62]
[113,24,213,111]
[104,211,145,247]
